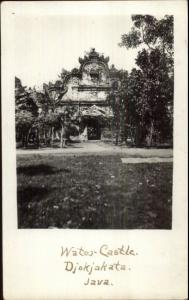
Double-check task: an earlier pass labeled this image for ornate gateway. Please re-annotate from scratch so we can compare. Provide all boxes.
[60,48,119,140]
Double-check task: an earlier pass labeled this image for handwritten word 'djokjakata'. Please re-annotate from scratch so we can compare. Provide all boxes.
[64,260,131,275]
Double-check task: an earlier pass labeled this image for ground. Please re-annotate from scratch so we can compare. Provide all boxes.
[17,142,173,229]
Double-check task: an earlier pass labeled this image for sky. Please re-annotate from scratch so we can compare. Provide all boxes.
[14,14,140,88]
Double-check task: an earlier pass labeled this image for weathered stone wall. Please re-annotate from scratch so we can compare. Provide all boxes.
[62,61,110,103]
[63,83,109,102]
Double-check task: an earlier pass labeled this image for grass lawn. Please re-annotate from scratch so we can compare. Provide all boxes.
[17,154,172,229]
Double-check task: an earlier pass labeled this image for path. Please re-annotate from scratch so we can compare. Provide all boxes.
[17,141,173,159]
[121,157,173,164]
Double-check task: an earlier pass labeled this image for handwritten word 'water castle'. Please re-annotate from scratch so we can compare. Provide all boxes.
[60,244,138,257]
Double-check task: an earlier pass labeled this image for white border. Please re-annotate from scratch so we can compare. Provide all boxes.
[2,1,188,299]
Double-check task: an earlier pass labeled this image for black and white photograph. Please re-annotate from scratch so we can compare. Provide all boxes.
[2,2,187,300]
[15,12,174,229]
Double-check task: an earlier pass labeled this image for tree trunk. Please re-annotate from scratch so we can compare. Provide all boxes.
[45,130,48,146]
[22,130,26,148]
[149,121,154,146]
[36,128,40,148]
[60,125,66,148]
[51,126,54,145]
[25,127,31,148]
[115,116,120,146]
[146,121,154,147]
[115,130,119,145]
[135,126,140,147]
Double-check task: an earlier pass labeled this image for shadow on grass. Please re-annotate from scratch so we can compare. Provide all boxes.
[17,164,70,176]
[17,186,51,228]
[17,186,49,203]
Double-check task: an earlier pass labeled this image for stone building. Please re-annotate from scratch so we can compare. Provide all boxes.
[60,48,120,140]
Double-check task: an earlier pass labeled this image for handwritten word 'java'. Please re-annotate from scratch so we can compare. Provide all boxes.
[84,277,113,286]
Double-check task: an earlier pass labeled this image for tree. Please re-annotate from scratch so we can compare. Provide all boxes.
[119,15,174,146]
[119,15,173,61]
[15,77,38,147]
[108,70,129,145]
[16,110,36,148]
[15,69,80,149]
[58,68,70,81]
[42,79,79,148]
[15,77,38,114]
[58,105,79,148]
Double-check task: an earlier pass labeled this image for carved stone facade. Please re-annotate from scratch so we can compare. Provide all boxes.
[61,48,119,140]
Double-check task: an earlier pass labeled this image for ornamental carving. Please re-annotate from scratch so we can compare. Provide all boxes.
[78,48,109,66]
[61,49,119,103]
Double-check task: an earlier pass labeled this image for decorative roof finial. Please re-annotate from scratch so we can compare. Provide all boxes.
[79,48,110,65]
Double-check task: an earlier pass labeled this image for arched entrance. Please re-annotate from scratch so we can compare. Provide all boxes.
[80,105,113,141]
[86,118,101,140]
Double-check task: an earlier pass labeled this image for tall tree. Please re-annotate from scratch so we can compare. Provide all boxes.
[109,70,129,145]
[119,15,174,146]
[42,79,79,147]
[15,77,38,147]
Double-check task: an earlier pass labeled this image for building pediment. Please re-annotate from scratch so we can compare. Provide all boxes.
[61,49,119,104]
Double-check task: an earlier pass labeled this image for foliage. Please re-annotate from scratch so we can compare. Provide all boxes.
[119,15,173,57]
[15,77,38,114]
[15,75,80,148]
[15,77,39,147]
[58,68,70,81]
[43,82,63,111]
[116,15,174,146]
[16,110,36,130]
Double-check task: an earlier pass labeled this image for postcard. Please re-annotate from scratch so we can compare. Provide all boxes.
[2,1,188,299]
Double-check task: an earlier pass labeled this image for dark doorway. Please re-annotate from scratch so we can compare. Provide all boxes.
[87,118,101,140]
